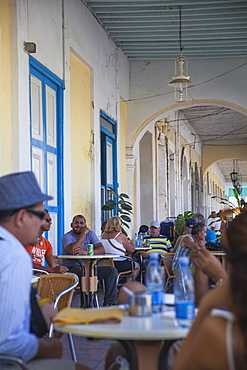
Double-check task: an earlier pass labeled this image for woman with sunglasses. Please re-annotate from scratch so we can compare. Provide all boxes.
[173,211,247,370]
[25,209,68,274]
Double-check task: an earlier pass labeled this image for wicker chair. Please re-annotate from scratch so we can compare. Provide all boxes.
[37,272,79,361]
[160,253,180,292]
[32,268,49,275]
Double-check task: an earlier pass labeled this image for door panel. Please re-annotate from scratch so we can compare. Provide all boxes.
[30,56,64,255]
[31,75,43,141]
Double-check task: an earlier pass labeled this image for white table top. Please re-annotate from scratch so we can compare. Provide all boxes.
[210,251,226,256]
[55,309,188,341]
[134,247,152,251]
[57,254,119,259]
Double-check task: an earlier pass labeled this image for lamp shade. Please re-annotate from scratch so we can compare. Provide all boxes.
[168,75,193,88]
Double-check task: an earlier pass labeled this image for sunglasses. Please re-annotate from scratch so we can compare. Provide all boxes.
[44,218,52,223]
[25,209,46,220]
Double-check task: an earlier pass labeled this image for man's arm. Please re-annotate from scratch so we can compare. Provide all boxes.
[33,337,62,359]
[63,229,89,255]
[191,247,227,283]
[94,242,105,255]
[181,235,206,250]
[33,257,68,274]
[87,231,105,254]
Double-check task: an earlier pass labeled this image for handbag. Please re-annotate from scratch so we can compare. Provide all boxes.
[107,238,127,255]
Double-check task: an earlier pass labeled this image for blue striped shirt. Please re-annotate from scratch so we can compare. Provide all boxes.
[0,226,38,362]
[172,234,196,270]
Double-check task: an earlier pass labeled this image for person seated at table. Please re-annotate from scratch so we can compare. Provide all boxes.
[138,224,149,236]
[25,209,68,274]
[173,211,247,370]
[171,217,197,254]
[0,171,88,370]
[139,221,173,268]
[192,213,218,244]
[144,220,172,252]
[207,210,222,236]
[172,222,207,273]
[101,216,140,280]
[62,215,118,306]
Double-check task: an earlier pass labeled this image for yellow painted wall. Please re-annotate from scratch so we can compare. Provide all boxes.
[0,0,12,175]
[70,53,92,226]
[119,98,128,193]
[202,144,247,174]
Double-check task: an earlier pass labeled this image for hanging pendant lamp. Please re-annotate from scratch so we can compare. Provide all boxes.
[168,6,193,102]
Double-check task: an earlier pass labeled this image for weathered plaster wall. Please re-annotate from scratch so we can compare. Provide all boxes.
[13,0,129,232]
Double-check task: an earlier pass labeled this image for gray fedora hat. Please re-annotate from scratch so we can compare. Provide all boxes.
[0,171,53,211]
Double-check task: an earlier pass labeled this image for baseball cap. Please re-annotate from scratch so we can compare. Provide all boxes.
[185,218,197,228]
[150,221,160,228]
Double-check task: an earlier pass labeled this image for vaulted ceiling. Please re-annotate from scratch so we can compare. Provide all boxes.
[85,0,247,182]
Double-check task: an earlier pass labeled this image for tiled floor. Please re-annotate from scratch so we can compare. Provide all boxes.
[60,287,116,370]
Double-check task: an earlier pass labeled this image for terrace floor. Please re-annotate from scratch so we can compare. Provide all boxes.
[60,286,116,370]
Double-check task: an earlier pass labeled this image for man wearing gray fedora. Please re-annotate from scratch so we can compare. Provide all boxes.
[0,171,88,369]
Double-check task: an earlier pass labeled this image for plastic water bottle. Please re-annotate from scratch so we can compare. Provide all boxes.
[139,232,143,247]
[145,253,165,313]
[134,233,140,247]
[174,256,195,328]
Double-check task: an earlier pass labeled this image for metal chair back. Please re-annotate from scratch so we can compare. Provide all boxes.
[0,355,29,369]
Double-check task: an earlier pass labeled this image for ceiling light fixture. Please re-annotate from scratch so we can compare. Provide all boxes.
[168,6,193,102]
[230,159,242,195]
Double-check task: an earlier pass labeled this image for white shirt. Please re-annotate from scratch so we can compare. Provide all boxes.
[0,226,38,362]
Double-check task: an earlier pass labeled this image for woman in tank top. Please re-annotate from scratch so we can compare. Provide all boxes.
[101,216,140,279]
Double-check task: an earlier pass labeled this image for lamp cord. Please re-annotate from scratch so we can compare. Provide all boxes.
[179,5,184,54]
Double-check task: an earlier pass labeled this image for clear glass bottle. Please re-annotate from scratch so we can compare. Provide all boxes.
[174,256,195,328]
[145,253,165,313]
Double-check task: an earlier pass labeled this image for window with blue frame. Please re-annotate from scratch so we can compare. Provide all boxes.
[29,56,64,255]
[100,110,118,222]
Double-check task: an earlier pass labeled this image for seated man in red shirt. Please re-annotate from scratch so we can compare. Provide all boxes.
[25,209,67,274]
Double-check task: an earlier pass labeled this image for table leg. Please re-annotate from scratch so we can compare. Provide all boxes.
[80,260,98,308]
[221,255,227,270]
[74,260,86,308]
[120,340,165,370]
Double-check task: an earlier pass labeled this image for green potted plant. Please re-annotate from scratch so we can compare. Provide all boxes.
[101,190,133,234]
[174,211,194,243]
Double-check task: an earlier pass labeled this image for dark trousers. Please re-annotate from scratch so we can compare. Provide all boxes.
[69,264,118,306]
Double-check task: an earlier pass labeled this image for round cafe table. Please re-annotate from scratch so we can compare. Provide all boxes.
[55,307,188,370]
[57,254,119,308]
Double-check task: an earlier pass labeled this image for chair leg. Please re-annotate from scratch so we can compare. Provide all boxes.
[48,323,54,338]
[93,292,99,308]
[68,333,77,362]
